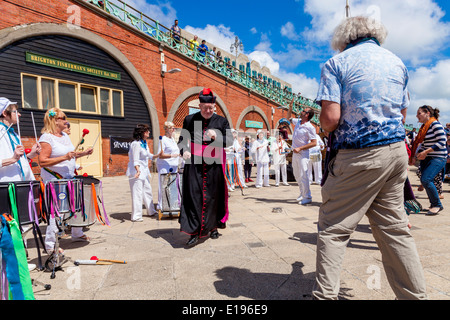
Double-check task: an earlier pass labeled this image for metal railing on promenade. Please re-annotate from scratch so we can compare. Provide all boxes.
[85,0,320,121]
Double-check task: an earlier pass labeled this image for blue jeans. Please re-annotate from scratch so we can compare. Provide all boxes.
[420,156,446,208]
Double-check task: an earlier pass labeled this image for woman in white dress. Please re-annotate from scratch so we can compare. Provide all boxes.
[251,130,270,188]
[126,124,160,222]
[38,108,93,252]
[156,122,180,211]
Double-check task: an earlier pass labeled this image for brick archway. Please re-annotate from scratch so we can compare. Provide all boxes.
[0,22,161,150]
[167,87,233,128]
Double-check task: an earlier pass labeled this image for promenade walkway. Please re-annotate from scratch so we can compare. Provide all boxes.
[27,166,449,301]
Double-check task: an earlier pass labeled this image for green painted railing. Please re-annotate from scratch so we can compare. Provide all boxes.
[86,0,320,119]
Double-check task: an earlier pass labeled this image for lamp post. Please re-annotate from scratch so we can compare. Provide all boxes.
[230,36,243,66]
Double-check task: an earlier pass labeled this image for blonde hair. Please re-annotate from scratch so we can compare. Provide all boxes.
[164,121,175,130]
[331,16,388,52]
[41,107,65,134]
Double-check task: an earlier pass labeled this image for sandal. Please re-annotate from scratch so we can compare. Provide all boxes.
[426,207,443,216]
[71,235,90,242]
[45,247,65,255]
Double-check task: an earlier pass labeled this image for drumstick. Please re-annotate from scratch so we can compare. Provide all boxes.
[87,132,100,159]
[15,110,21,143]
[90,256,127,264]
[31,112,38,143]
[0,123,13,141]
[91,132,100,148]
[75,129,89,150]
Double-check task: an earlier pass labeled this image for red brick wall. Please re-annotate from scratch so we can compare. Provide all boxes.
[1,0,287,176]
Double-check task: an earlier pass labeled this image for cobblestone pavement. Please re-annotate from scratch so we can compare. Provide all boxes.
[27,166,449,300]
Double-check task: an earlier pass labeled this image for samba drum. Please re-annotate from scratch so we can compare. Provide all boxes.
[158,171,182,220]
[71,175,102,227]
[44,179,83,223]
[0,180,42,228]
[310,153,321,163]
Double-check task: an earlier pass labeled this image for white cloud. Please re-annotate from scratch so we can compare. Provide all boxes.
[280,22,300,41]
[250,27,258,34]
[407,59,450,126]
[183,24,237,52]
[248,51,280,74]
[248,51,319,99]
[110,0,177,28]
[302,0,450,66]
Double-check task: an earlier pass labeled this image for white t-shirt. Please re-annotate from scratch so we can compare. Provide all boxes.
[126,140,154,180]
[39,132,76,181]
[251,139,269,164]
[271,139,288,165]
[291,118,317,156]
[156,136,180,174]
[0,125,35,182]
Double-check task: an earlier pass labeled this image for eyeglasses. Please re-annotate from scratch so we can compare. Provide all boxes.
[57,116,66,121]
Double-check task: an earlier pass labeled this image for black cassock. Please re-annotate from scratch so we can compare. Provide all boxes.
[178,112,232,238]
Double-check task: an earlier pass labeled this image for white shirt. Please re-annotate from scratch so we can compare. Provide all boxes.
[310,134,325,155]
[39,132,76,181]
[291,118,317,156]
[251,139,269,164]
[156,136,180,174]
[0,125,35,182]
[232,138,243,162]
[126,140,154,180]
[271,139,288,165]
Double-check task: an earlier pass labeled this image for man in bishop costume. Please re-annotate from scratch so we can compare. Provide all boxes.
[178,88,233,246]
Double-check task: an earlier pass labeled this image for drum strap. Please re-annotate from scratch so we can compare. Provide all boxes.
[176,172,182,207]
[27,182,40,226]
[7,184,22,233]
[98,181,110,226]
[91,183,106,226]
[46,183,61,219]
[67,180,75,214]
[43,167,63,180]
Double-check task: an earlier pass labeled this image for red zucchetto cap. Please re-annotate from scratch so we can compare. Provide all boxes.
[199,88,216,103]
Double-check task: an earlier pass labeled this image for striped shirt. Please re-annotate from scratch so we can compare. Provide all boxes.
[418,121,448,158]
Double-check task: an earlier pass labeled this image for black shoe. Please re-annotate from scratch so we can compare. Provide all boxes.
[186,235,199,246]
[426,207,443,216]
[210,230,219,239]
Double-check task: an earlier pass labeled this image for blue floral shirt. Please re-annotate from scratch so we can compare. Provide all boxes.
[316,40,409,149]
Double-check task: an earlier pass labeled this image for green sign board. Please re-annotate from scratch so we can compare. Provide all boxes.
[26,52,121,81]
[245,120,264,129]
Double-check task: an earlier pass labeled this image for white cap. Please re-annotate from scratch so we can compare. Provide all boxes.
[0,97,17,115]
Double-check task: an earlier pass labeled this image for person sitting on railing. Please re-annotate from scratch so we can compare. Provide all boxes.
[170,19,181,45]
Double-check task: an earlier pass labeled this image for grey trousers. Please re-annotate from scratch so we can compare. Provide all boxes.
[313,142,427,300]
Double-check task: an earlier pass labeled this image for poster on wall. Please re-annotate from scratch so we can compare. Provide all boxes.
[110,136,133,154]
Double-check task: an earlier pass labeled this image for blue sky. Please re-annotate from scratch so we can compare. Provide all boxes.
[122,0,450,127]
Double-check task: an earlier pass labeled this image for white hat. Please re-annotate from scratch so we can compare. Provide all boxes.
[0,97,17,115]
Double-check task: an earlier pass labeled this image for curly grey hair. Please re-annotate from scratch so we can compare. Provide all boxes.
[331,16,388,52]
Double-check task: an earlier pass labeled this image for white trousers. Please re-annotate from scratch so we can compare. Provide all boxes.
[256,162,269,187]
[274,163,287,185]
[129,176,156,220]
[308,160,322,184]
[236,159,246,186]
[292,152,311,199]
[45,218,84,252]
